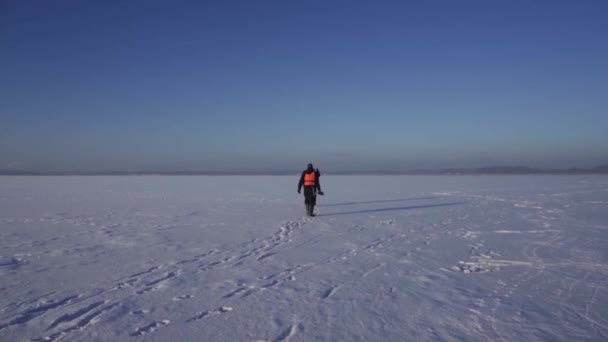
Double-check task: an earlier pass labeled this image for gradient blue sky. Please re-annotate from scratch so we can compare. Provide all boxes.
[2,1,607,172]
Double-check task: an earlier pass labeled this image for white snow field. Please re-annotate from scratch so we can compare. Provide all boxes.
[1,175,607,341]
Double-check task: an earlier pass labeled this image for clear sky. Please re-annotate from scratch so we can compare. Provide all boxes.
[1,1,607,172]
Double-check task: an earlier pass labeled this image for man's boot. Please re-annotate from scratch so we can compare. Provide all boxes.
[310,205,315,217]
[305,205,311,216]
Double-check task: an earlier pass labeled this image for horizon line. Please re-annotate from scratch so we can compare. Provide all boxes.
[1,164,607,176]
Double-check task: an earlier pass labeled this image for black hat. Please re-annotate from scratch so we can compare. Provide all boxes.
[307,163,313,168]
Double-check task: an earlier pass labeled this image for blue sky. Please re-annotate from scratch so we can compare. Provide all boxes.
[1,1,607,172]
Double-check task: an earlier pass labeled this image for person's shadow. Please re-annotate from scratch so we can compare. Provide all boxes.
[319,196,439,207]
[317,197,465,217]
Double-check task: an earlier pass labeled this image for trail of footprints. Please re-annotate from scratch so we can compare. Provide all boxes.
[31,303,120,342]
[218,234,398,304]
[2,216,442,341]
[0,219,312,341]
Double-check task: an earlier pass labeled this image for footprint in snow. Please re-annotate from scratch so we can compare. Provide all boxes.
[131,320,170,336]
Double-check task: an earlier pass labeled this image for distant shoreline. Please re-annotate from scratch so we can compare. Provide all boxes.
[1,174,607,176]
[1,165,607,176]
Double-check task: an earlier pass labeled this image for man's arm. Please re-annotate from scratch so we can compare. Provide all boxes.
[297,172,305,192]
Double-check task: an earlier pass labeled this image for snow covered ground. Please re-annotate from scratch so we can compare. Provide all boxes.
[1,175,607,341]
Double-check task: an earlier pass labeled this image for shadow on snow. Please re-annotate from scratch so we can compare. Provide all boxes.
[318,202,465,217]
[319,197,440,207]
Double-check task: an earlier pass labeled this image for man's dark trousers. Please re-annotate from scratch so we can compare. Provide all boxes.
[303,186,316,216]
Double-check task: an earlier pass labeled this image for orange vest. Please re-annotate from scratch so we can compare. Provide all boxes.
[304,172,316,186]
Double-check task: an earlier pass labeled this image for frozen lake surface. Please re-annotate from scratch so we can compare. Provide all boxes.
[1,175,607,341]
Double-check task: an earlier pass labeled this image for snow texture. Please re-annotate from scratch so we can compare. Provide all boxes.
[1,175,607,341]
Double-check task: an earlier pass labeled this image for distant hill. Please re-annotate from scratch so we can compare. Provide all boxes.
[0,170,41,175]
[591,164,608,172]
[402,165,608,175]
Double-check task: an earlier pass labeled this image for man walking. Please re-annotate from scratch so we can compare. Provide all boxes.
[298,163,323,216]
